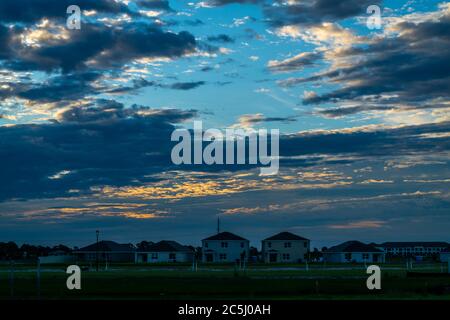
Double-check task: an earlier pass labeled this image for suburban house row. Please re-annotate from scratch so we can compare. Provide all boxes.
[40,231,450,265]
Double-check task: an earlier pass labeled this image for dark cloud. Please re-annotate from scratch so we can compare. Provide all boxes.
[183,19,205,27]
[200,66,214,72]
[2,23,197,73]
[0,100,198,201]
[280,121,450,161]
[0,25,12,59]
[315,105,395,118]
[17,72,102,103]
[264,0,381,27]
[56,99,197,124]
[268,52,322,73]
[0,0,131,24]
[136,0,172,11]
[1,106,449,202]
[315,103,450,118]
[206,0,263,6]
[1,89,449,203]
[278,7,450,115]
[167,81,206,90]
[238,114,298,125]
[207,34,235,43]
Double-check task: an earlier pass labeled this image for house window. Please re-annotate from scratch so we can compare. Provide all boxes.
[282,253,290,260]
[219,254,227,260]
[284,242,291,248]
[204,242,208,248]
[304,242,307,248]
[267,242,271,248]
[362,253,369,260]
[345,253,352,261]
[151,253,158,260]
[240,242,244,248]
[221,242,228,248]
[169,253,176,260]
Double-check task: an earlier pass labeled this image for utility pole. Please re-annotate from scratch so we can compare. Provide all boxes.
[9,260,14,299]
[217,217,220,234]
[96,229,100,272]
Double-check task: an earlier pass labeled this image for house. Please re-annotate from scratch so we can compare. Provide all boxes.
[323,241,385,263]
[376,242,449,257]
[73,240,135,263]
[440,248,450,263]
[38,249,75,264]
[135,240,194,263]
[202,232,249,263]
[262,232,310,263]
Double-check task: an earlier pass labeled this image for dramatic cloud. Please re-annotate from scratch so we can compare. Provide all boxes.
[0,100,198,201]
[0,0,131,24]
[264,0,381,27]
[268,52,322,73]
[293,6,450,115]
[1,23,197,73]
[236,113,298,127]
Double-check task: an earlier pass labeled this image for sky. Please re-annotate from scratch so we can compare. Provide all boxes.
[0,0,449,249]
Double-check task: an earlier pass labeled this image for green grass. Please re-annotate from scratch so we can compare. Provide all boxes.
[0,263,449,300]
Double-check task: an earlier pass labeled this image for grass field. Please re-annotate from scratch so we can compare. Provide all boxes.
[1,262,449,300]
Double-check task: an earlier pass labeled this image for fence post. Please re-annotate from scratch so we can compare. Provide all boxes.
[36,258,41,299]
[9,260,14,299]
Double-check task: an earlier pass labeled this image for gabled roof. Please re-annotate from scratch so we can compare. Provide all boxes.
[264,232,309,241]
[379,242,449,248]
[138,240,192,252]
[77,241,135,252]
[325,241,383,253]
[202,231,247,241]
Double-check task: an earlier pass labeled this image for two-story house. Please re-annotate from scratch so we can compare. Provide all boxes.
[202,231,249,263]
[262,232,310,263]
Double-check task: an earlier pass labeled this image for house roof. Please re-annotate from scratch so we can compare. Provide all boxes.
[325,241,383,253]
[202,231,247,241]
[264,231,309,241]
[379,242,449,248]
[138,240,192,252]
[77,241,135,252]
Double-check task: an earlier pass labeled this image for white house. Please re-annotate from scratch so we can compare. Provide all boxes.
[202,231,249,263]
[323,241,385,263]
[440,248,450,263]
[135,240,194,263]
[262,232,310,263]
